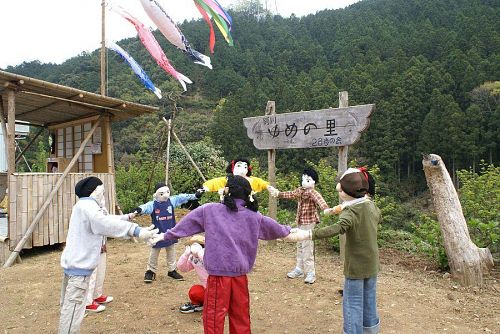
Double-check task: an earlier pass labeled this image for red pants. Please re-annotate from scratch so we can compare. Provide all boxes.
[189,284,205,305]
[203,275,251,334]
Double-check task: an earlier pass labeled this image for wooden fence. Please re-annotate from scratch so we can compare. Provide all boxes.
[7,173,116,250]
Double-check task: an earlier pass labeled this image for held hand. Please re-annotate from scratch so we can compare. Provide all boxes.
[190,242,203,256]
[147,232,165,247]
[284,229,312,242]
[267,185,280,197]
[195,188,205,199]
[127,212,137,220]
[324,205,342,215]
[183,245,191,256]
[138,226,159,241]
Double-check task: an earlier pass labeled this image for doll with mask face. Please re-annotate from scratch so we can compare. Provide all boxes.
[202,158,275,197]
[132,183,203,283]
[269,167,329,284]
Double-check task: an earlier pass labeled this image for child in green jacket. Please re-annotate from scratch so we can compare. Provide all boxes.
[286,168,382,334]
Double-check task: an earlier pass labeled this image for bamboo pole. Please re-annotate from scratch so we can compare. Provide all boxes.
[100,0,106,96]
[3,116,103,268]
[0,97,10,161]
[165,118,172,184]
[7,90,16,177]
[162,118,206,182]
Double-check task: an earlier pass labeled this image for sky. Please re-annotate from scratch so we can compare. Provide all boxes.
[0,0,360,69]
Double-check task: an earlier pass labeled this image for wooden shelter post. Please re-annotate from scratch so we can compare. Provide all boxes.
[0,97,10,163]
[338,91,348,261]
[3,116,104,268]
[7,90,16,177]
[266,101,277,221]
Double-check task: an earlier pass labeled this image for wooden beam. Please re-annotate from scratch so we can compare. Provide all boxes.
[266,101,277,221]
[0,96,10,158]
[17,91,137,116]
[15,127,44,164]
[7,90,16,176]
[163,118,207,182]
[2,115,104,268]
[17,91,106,117]
[338,91,349,262]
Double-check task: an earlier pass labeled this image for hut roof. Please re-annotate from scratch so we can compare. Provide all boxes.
[0,70,159,127]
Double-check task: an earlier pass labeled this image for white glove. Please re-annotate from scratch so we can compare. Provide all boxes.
[284,229,312,242]
[267,185,280,197]
[147,232,165,247]
[138,226,159,241]
[324,205,342,215]
[190,242,203,256]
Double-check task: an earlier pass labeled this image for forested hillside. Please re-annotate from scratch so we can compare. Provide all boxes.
[4,0,499,266]
[7,0,499,196]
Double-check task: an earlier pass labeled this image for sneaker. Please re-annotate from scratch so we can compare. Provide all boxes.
[304,272,316,284]
[144,270,156,283]
[94,295,113,304]
[167,270,184,281]
[179,302,203,314]
[287,267,304,279]
[86,301,105,313]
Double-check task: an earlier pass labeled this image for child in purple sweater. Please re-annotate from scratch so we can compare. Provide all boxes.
[150,175,293,334]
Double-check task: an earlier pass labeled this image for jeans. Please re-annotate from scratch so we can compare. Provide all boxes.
[343,276,380,334]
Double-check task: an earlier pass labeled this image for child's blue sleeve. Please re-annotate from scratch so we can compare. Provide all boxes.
[139,201,154,214]
[170,193,198,208]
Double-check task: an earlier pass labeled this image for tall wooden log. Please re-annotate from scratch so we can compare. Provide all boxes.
[266,101,277,221]
[422,154,494,286]
[338,91,349,261]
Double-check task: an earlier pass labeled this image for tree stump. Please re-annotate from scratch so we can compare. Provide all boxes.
[422,154,494,286]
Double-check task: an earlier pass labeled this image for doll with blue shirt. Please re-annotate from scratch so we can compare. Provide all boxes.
[134,183,203,283]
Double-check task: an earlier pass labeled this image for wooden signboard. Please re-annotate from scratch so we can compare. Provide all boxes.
[243,104,374,150]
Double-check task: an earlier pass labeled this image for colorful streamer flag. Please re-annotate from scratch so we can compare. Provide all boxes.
[110,6,192,91]
[140,0,212,69]
[193,0,233,53]
[107,41,162,99]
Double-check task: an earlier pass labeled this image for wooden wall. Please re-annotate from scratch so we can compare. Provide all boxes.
[7,173,116,250]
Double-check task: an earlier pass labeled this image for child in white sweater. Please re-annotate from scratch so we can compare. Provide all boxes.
[59,177,157,334]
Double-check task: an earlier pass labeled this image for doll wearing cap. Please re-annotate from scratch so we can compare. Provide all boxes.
[202,158,274,197]
[269,167,329,284]
[286,168,382,334]
[177,235,208,314]
[59,177,158,334]
[133,183,203,283]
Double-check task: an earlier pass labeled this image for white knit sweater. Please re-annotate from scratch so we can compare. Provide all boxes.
[60,198,138,276]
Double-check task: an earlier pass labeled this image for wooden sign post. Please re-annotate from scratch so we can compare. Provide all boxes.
[243,103,373,150]
[243,93,374,253]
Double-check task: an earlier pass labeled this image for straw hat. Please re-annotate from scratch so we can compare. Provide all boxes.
[186,234,205,246]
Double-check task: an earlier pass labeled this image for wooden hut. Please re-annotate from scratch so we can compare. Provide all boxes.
[0,70,159,266]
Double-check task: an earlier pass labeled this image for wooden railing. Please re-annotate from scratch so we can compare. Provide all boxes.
[7,173,116,249]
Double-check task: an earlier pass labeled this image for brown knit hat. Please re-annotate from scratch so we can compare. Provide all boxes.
[339,168,369,198]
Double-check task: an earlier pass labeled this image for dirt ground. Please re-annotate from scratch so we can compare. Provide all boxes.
[1,215,499,334]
